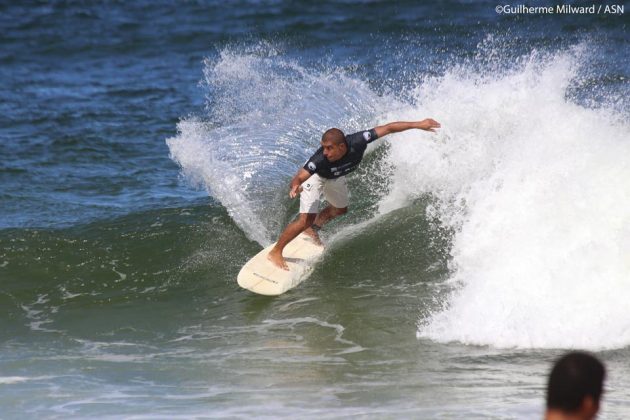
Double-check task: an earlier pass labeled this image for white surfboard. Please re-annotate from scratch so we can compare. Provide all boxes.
[237,233,324,296]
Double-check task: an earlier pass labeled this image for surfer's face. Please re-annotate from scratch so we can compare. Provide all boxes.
[321,139,347,162]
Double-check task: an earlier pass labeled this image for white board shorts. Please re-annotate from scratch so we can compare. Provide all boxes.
[299,174,349,214]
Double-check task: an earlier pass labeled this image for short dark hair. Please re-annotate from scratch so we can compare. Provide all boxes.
[546,352,606,412]
[322,128,346,145]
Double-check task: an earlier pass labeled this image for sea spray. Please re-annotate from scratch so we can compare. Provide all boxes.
[167,42,384,245]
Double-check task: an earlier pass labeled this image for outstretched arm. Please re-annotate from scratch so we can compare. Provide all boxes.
[374,118,440,138]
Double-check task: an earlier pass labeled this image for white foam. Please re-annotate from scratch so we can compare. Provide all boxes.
[0,376,29,384]
[21,294,62,333]
[377,47,630,349]
[263,317,365,355]
[0,375,52,384]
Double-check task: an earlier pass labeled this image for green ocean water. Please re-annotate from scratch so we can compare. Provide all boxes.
[2,196,630,417]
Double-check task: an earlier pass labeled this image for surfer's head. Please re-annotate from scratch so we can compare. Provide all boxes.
[321,128,347,162]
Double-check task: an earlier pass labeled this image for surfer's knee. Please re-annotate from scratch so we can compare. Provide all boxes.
[298,213,317,228]
[334,207,348,216]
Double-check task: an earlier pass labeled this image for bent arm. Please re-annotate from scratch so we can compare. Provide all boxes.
[374,118,440,138]
[289,168,312,198]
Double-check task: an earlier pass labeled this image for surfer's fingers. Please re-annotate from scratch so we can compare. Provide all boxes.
[289,186,302,198]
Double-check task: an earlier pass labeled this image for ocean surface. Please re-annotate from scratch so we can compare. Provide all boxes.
[1,1,629,418]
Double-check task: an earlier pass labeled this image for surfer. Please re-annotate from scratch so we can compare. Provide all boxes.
[267,118,441,270]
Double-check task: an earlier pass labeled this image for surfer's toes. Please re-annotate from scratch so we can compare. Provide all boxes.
[267,252,289,271]
[277,261,289,271]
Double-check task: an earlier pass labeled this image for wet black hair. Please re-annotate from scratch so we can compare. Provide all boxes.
[546,351,605,412]
[321,128,346,146]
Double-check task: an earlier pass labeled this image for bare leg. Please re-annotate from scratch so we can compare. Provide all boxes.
[314,205,348,227]
[267,213,316,270]
[303,205,348,244]
[302,226,323,246]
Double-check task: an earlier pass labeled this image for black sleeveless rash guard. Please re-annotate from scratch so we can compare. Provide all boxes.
[302,128,378,179]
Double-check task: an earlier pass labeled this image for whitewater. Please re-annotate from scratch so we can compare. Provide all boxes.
[168,42,630,351]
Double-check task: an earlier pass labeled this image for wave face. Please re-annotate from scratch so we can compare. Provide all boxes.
[166,39,630,350]
[373,45,630,349]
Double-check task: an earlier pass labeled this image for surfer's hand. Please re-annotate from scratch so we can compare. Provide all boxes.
[289,185,302,198]
[417,118,441,132]
[289,168,310,198]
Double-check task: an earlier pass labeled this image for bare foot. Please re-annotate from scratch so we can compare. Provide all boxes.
[267,248,289,271]
[303,227,323,246]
